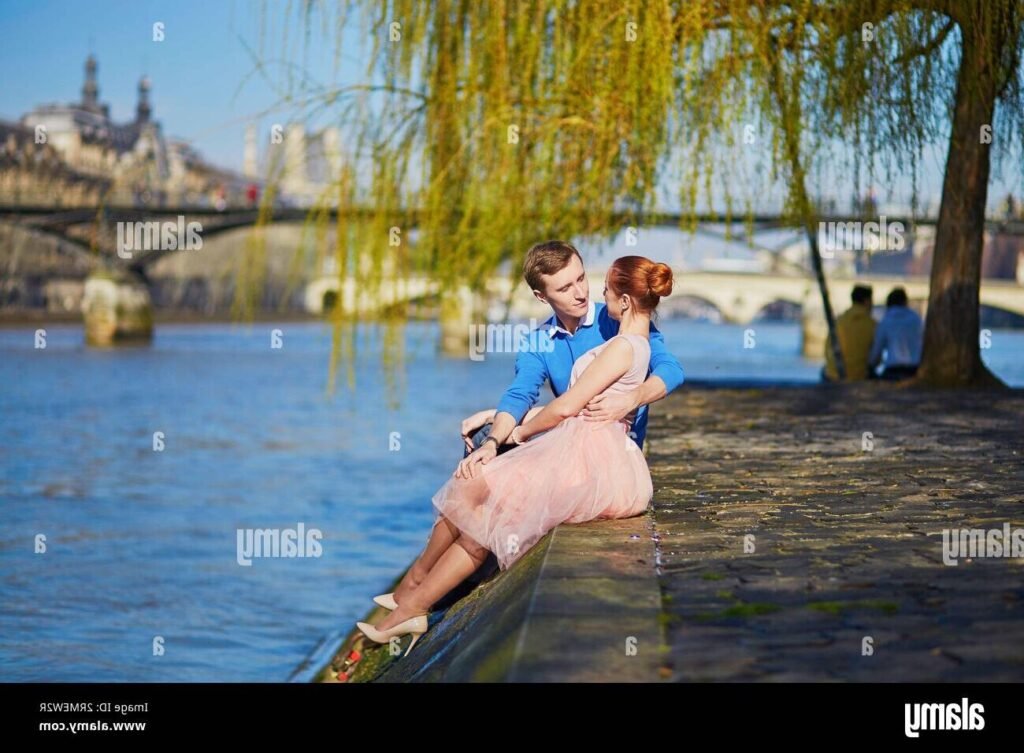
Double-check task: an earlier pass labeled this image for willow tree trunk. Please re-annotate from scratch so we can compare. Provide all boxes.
[915,23,1004,388]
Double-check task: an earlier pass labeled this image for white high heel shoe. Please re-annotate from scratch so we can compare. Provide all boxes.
[355,614,429,657]
[373,592,398,610]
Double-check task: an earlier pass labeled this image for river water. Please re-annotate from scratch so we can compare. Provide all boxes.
[1,319,1020,680]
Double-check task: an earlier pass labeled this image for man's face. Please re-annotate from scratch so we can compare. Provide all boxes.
[534,254,589,320]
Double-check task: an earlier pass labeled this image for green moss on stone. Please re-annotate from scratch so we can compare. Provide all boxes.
[807,600,899,616]
[721,602,781,618]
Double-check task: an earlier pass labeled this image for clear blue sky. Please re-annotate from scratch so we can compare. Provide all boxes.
[0,0,1020,213]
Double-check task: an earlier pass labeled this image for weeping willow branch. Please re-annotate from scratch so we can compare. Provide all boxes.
[240,0,1024,395]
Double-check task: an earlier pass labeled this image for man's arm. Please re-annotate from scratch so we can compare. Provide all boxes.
[461,402,546,450]
[460,326,549,443]
[455,335,548,478]
[491,334,547,435]
[646,321,685,398]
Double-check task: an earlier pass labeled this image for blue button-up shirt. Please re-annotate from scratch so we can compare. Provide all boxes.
[869,305,923,369]
[495,300,685,448]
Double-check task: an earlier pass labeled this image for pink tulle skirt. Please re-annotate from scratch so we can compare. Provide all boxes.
[430,416,653,571]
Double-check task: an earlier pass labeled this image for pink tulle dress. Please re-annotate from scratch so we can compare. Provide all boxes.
[430,332,654,571]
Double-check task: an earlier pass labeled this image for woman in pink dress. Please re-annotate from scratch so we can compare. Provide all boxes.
[356,255,674,656]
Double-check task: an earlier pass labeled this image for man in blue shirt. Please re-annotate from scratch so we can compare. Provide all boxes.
[456,240,685,480]
[869,287,923,381]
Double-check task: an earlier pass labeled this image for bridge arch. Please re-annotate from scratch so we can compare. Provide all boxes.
[657,293,726,323]
[669,277,790,324]
[752,297,803,321]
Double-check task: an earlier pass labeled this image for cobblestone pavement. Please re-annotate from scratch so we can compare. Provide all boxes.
[645,384,1024,681]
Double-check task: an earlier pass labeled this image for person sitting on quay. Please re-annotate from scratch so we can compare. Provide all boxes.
[822,284,876,382]
[868,286,923,381]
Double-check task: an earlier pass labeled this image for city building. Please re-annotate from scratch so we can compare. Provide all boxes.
[245,121,343,207]
[15,55,249,207]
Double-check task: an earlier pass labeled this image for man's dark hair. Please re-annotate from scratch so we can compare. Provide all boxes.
[886,287,908,307]
[851,285,873,305]
[522,240,583,292]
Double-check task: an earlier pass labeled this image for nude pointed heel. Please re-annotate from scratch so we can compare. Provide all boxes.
[355,614,429,657]
[373,592,398,610]
[403,631,424,657]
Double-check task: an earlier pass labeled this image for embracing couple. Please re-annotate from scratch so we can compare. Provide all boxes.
[356,240,685,655]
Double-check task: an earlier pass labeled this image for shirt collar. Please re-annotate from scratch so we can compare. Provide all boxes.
[547,300,596,338]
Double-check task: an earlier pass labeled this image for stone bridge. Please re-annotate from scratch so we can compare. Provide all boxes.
[304,270,1024,322]
[3,205,1022,346]
[0,204,318,273]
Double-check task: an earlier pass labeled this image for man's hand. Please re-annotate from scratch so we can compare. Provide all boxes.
[455,442,497,480]
[460,409,496,453]
[581,390,638,422]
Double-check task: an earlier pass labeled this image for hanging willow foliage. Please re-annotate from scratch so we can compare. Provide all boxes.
[248,0,1023,392]
[359,0,678,289]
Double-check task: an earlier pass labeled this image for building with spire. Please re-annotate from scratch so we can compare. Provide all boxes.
[13,55,248,207]
[21,55,168,184]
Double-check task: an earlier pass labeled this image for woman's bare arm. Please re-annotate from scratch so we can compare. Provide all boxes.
[524,405,544,421]
[515,338,634,442]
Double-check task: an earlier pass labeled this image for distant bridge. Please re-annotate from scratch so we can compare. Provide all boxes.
[3,204,1022,324]
[305,271,1024,321]
[4,203,1023,276]
[662,271,1024,322]
[0,205,320,273]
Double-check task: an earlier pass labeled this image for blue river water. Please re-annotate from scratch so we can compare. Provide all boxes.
[0,319,1021,680]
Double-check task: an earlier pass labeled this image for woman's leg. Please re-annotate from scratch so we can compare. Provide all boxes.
[373,534,489,631]
[392,516,461,604]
